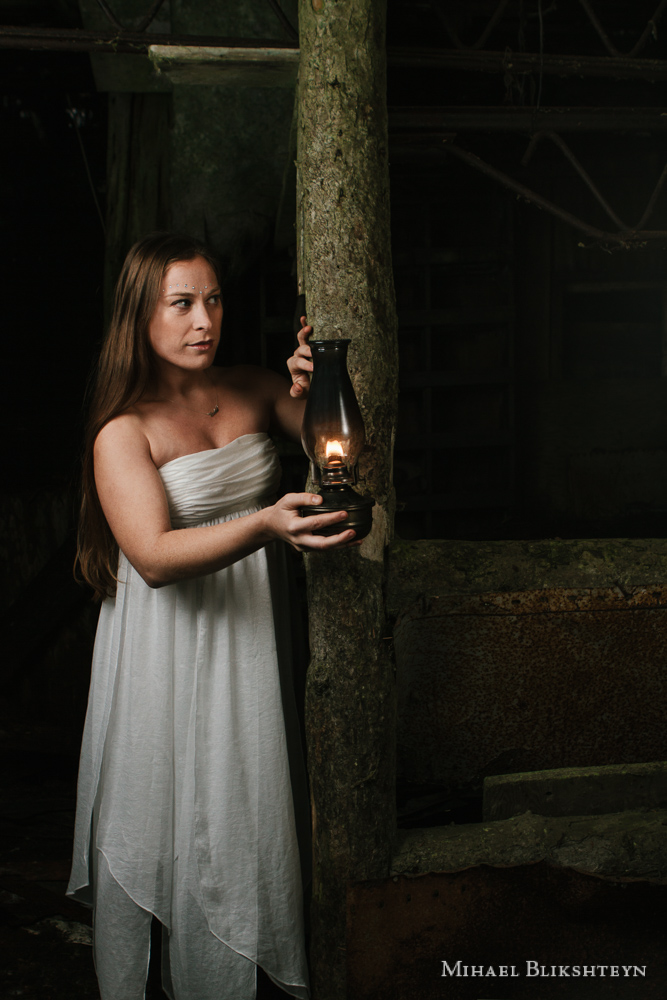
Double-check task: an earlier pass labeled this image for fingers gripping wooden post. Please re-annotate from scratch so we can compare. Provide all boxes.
[296,1,399,996]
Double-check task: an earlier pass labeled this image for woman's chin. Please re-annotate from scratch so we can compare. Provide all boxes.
[156,352,217,373]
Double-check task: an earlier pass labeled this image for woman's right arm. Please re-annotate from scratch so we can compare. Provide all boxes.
[286,318,313,399]
[94,416,354,589]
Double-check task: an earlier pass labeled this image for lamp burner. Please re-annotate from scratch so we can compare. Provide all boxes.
[300,483,375,541]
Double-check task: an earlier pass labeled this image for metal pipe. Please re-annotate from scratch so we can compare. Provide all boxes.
[387,46,667,81]
[0,24,298,54]
[1,28,666,82]
[388,107,667,132]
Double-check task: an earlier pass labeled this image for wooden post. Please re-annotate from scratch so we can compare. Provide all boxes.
[296,1,398,996]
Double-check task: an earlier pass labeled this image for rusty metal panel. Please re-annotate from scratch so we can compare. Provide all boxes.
[347,864,667,1000]
[395,586,667,790]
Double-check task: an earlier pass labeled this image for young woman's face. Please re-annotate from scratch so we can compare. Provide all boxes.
[148,256,223,372]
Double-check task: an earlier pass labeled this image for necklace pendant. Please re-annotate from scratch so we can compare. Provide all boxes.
[207,404,219,417]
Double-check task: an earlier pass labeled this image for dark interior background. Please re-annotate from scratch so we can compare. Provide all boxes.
[4,2,667,534]
[2,0,667,856]
[1,1,667,995]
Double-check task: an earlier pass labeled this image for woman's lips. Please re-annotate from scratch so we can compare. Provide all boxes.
[188,341,214,351]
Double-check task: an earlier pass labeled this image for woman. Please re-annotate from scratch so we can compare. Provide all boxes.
[67,232,352,1000]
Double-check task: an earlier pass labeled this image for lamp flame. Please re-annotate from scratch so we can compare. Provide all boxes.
[325,439,346,462]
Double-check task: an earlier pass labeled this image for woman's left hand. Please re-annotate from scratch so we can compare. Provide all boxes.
[287,317,313,398]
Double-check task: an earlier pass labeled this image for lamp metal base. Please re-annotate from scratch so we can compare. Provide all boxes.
[299,484,375,540]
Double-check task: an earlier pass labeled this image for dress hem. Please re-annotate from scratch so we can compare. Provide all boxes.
[70,851,310,999]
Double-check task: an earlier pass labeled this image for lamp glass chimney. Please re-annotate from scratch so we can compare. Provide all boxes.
[301,339,366,486]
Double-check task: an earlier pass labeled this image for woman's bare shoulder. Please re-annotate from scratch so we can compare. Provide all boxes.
[94,410,151,459]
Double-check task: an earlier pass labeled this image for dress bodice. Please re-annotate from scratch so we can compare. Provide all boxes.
[158,432,281,527]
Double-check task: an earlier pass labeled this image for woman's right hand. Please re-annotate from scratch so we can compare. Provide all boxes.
[93,416,358,589]
[287,317,313,399]
[264,493,358,551]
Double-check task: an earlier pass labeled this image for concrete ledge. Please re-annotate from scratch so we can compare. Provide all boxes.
[392,809,667,883]
[387,538,667,617]
[484,761,667,821]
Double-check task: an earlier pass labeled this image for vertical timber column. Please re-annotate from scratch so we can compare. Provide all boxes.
[297,1,398,997]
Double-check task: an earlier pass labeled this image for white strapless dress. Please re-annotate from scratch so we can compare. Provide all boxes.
[68,433,310,999]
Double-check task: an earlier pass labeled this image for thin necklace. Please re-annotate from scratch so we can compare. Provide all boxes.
[160,379,219,418]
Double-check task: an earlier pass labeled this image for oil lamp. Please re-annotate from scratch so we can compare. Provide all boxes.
[299,339,375,540]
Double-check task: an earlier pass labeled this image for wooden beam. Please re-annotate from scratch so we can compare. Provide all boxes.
[148,43,299,87]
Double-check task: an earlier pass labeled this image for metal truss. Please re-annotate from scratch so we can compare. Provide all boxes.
[447,138,667,247]
[392,130,667,248]
[427,0,667,59]
[94,0,167,33]
[93,0,298,40]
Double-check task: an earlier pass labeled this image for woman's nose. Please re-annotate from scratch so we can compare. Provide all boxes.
[192,299,212,329]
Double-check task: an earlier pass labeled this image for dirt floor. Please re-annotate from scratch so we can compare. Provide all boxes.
[0,716,290,999]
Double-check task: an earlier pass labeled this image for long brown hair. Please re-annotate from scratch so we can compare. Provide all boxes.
[77,232,221,600]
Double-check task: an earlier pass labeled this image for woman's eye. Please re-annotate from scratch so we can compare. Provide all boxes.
[208,294,221,305]
[172,298,190,308]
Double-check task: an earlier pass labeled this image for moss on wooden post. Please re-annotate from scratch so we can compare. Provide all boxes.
[296,1,398,995]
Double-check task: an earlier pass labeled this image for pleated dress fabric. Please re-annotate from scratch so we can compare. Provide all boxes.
[67,432,310,1000]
